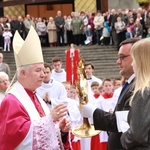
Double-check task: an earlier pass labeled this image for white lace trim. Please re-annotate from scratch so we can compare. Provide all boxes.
[32,114,61,150]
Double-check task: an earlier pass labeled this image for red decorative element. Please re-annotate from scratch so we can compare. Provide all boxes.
[25,89,45,117]
[66,48,79,85]
[102,92,114,99]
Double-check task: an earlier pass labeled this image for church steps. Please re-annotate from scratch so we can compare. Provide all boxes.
[2,45,120,80]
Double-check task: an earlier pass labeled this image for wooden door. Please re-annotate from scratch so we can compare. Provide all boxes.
[26,3,73,18]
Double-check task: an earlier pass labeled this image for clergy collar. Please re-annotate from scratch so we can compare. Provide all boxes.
[86,78,92,80]
[48,79,53,84]
[54,69,63,73]
[43,79,53,84]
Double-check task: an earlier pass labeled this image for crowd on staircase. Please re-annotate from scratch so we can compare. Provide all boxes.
[0,6,150,51]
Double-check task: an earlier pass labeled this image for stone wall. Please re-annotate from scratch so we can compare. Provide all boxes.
[108,0,139,10]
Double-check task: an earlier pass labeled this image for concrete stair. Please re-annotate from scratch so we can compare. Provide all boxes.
[2,45,121,81]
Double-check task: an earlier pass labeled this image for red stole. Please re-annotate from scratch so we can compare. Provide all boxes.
[66,49,79,85]
[25,89,45,117]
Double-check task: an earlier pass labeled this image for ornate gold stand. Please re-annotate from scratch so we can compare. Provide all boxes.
[72,118,101,138]
[72,56,101,138]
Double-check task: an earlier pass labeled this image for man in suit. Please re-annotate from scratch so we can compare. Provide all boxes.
[18,16,25,39]
[82,38,140,150]
[54,10,65,46]
[36,62,67,108]
[109,9,118,46]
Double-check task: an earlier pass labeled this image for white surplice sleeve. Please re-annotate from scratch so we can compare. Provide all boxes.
[15,114,62,150]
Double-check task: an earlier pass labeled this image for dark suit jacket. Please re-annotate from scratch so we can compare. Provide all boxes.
[93,78,135,150]
[18,22,25,38]
[54,16,65,32]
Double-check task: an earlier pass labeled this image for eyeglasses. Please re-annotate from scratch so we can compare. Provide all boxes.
[0,79,9,84]
[118,55,130,61]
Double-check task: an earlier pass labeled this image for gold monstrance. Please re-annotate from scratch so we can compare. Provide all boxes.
[72,57,101,138]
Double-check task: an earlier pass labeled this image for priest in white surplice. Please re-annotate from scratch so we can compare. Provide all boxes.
[36,62,68,108]
[51,56,66,82]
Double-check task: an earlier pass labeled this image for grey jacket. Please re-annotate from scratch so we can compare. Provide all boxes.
[0,63,10,77]
[121,87,150,150]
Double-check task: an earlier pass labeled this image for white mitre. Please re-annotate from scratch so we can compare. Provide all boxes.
[13,26,44,68]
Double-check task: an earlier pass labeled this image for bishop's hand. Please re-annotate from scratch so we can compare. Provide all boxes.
[50,103,67,121]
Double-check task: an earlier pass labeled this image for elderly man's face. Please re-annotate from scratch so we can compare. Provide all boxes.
[0,75,10,92]
[57,11,61,17]
[24,63,45,91]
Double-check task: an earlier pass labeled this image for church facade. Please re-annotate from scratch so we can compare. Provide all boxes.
[1,0,139,18]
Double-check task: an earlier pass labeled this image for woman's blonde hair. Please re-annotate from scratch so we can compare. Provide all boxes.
[130,38,150,105]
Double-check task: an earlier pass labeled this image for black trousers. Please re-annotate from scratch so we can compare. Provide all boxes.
[117,31,125,47]
[73,34,82,46]
[56,30,64,46]
[67,30,73,45]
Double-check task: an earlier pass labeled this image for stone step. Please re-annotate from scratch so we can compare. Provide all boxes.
[2,45,120,80]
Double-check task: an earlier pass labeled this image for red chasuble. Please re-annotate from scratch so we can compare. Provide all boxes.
[66,48,79,85]
[25,89,45,117]
[0,94,31,150]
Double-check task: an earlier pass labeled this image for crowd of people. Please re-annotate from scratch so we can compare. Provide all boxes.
[1,7,150,50]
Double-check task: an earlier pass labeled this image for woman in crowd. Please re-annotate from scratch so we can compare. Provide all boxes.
[93,11,104,45]
[134,19,143,38]
[126,18,135,36]
[65,14,73,46]
[71,12,84,46]
[36,17,47,47]
[88,13,95,44]
[115,16,126,48]
[47,17,57,47]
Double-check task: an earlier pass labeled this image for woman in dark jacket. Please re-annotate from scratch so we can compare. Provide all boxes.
[121,38,150,150]
[134,19,143,38]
